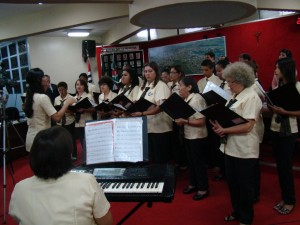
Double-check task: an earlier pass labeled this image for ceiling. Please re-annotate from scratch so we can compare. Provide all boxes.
[0,1,299,43]
[0,3,126,37]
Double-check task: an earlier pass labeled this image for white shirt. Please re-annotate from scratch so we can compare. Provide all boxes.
[54,93,75,126]
[184,93,208,139]
[137,80,172,133]
[26,93,56,151]
[9,172,110,225]
[219,87,262,158]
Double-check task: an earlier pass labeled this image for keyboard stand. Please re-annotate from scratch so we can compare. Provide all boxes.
[116,202,153,225]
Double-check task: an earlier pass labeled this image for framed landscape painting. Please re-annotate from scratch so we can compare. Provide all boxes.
[148,36,226,75]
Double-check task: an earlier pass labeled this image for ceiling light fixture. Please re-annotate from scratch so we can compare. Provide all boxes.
[67,30,90,37]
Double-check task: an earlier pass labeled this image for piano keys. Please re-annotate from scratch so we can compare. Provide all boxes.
[100,181,164,194]
[72,164,176,203]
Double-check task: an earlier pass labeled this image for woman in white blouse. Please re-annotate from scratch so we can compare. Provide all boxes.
[132,62,172,163]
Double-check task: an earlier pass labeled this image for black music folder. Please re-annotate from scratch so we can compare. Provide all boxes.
[159,93,196,119]
[266,82,300,111]
[94,101,113,112]
[69,97,93,111]
[200,90,227,106]
[93,92,101,104]
[200,103,248,128]
[110,94,134,111]
[126,98,156,113]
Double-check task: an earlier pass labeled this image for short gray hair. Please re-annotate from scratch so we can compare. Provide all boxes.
[222,62,255,88]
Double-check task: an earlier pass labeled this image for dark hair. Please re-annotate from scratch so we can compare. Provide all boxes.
[98,75,114,90]
[141,61,160,90]
[180,76,199,93]
[239,53,251,61]
[79,73,88,80]
[24,68,45,118]
[121,69,139,91]
[162,66,171,74]
[75,79,89,94]
[276,57,296,84]
[279,49,293,58]
[57,81,68,89]
[201,59,215,69]
[205,51,215,59]
[216,59,230,69]
[170,65,185,78]
[29,126,73,179]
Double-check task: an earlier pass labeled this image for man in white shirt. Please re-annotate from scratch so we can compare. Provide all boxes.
[197,59,222,93]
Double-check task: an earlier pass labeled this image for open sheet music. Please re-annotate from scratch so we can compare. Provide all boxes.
[85,117,148,165]
[201,81,230,105]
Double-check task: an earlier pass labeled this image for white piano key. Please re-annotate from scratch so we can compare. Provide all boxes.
[100,181,164,194]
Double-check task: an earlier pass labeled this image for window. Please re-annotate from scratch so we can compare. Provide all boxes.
[0,39,29,94]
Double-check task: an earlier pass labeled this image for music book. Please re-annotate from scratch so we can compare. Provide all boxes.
[93,92,101,104]
[126,98,156,113]
[200,90,228,106]
[266,82,300,111]
[159,93,196,119]
[94,101,113,112]
[110,93,134,111]
[69,97,93,111]
[201,81,230,105]
[200,103,248,128]
[85,117,148,165]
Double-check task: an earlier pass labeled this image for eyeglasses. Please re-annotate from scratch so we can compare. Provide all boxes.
[227,80,236,84]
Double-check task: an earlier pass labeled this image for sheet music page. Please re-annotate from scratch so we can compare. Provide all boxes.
[113,117,144,162]
[203,81,230,101]
[85,120,114,164]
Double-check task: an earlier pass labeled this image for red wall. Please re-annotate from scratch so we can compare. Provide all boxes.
[97,14,300,90]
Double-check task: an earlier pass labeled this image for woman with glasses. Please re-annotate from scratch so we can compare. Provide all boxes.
[210,62,262,225]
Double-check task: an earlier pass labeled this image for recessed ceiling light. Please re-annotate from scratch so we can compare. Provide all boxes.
[67,30,91,37]
[67,32,90,37]
[38,2,43,5]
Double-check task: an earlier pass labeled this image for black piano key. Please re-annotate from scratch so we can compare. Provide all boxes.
[151,182,155,188]
[112,182,118,188]
[126,182,131,188]
[141,182,145,188]
[136,182,140,188]
[106,182,112,188]
[102,182,107,189]
[130,183,135,189]
[155,182,159,188]
[116,182,121,188]
[147,182,151,188]
[122,183,127,188]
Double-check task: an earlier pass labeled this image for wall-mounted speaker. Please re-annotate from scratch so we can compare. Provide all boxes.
[82,40,96,58]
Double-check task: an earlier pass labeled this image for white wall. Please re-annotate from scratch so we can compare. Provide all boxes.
[28,36,100,93]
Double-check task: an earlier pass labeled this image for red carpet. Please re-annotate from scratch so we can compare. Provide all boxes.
[1,147,300,225]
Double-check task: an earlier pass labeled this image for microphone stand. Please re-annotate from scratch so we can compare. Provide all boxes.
[1,87,8,224]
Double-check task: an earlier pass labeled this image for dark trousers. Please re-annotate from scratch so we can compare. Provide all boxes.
[205,122,221,168]
[171,123,187,166]
[225,155,257,225]
[148,132,171,163]
[75,127,86,164]
[63,121,77,158]
[185,138,208,191]
[271,131,297,205]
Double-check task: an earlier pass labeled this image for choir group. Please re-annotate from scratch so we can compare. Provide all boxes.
[8,49,300,225]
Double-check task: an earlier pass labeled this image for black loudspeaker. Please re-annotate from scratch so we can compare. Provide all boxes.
[82,40,96,58]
